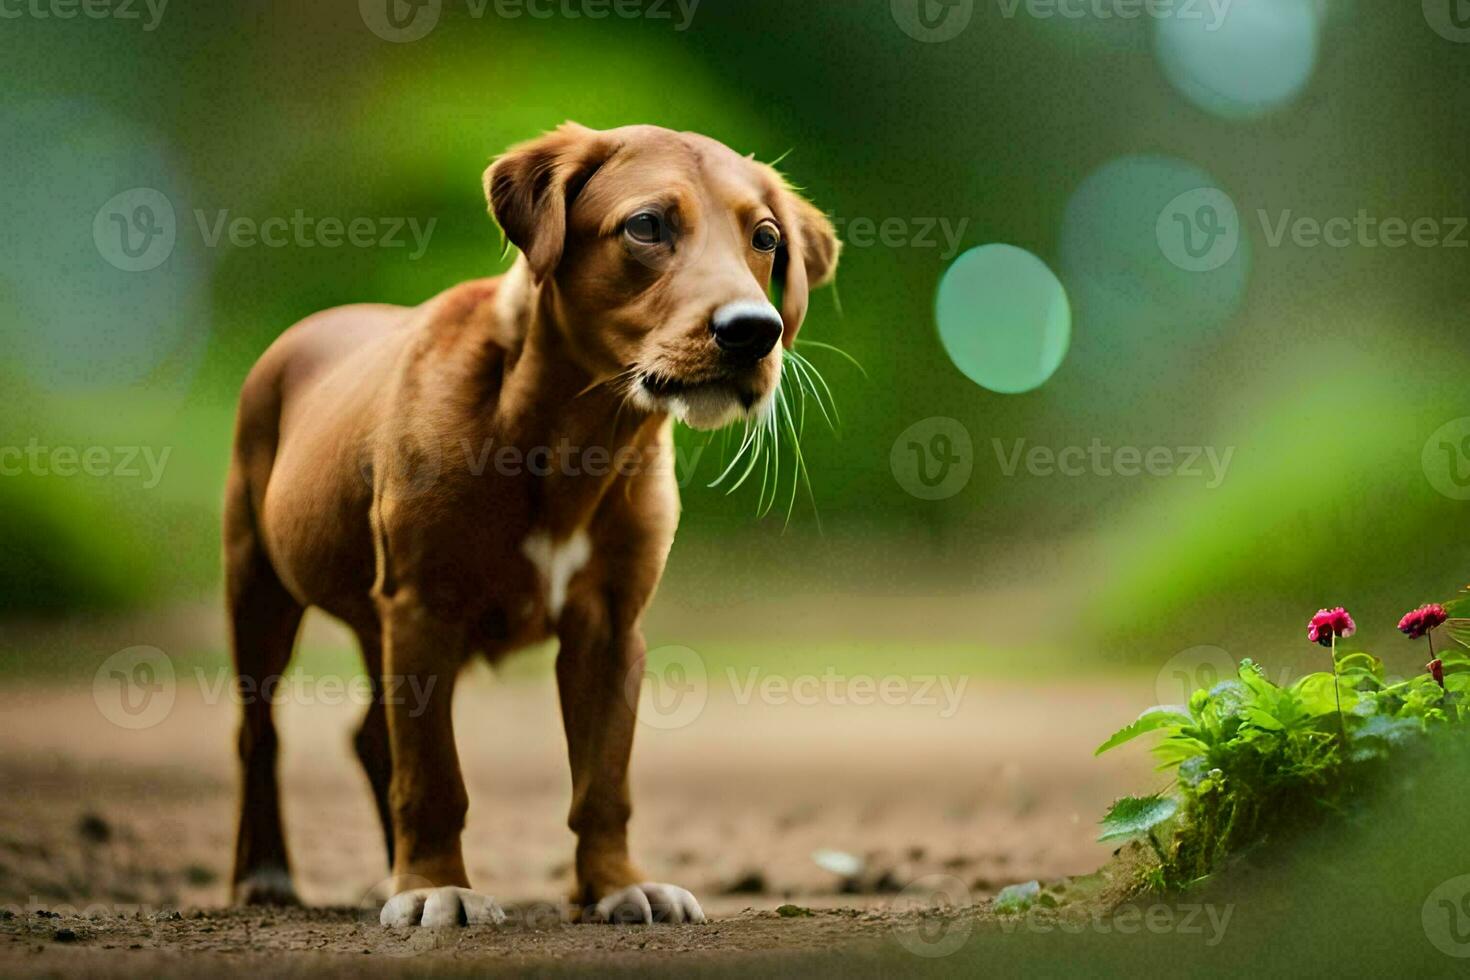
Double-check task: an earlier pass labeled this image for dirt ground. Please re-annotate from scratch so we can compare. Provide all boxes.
[0,607,1154,975]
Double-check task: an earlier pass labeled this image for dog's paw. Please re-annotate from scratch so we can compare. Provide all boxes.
[380,887,506,928]
[590,883,706,925]
[233,866,301,907]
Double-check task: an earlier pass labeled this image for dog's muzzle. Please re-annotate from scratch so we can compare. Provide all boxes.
[710,300,783,362]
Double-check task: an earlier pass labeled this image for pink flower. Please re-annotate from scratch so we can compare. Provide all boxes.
[1398,604,1448,640]
[1427,658,1446,688]
[1308,607,1356,647]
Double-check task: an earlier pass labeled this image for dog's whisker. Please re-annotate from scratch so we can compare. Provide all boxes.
[759,412,777,518]
[794,339,867,380]
[784,352,832,434]
[787,349,840,432]
[777,383,821,533]
[778,385,799,527]
[770,407,783,517]
[709,417,759,489]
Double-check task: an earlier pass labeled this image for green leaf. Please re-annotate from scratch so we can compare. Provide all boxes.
[1444,620,1470,651]
[1095,706,1192,756]
[1151,735,1210,770]
[1098,794,1179,843]
[1291,672,1360,718]
[1333,651,1385,685]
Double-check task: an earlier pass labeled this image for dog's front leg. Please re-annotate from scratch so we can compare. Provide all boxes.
[376,594,505,928]
[556,596,705,925]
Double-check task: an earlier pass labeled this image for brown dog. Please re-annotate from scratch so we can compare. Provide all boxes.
[224,123,839,926]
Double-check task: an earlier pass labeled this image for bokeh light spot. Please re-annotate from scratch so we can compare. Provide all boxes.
[1154,0,1321,119]
[935,245,1071,395]
[1057,155,1250,405]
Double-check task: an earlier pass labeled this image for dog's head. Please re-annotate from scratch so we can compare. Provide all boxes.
[486,123,840,430]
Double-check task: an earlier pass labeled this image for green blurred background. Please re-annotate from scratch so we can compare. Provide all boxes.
[1,0,1466,678]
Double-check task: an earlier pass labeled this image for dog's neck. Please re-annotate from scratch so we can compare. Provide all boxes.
[487,259,668,530]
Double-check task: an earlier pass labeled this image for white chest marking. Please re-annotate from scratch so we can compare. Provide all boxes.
[521,529,592,619]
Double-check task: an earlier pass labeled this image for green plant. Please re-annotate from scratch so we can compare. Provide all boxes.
[1097,590,1470,889]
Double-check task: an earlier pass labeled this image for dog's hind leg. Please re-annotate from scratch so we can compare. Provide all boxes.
[225,467,306,906]
[351,627,396,871]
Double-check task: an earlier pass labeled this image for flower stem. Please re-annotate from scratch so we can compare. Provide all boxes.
[1331,633,1346,742]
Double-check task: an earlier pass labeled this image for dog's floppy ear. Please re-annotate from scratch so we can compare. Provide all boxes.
[771,185,841,348]
[484,122,615,283]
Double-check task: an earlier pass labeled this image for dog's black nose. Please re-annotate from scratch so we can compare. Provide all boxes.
[710,302,783,361]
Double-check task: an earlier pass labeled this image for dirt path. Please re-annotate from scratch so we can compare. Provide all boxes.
[0,667,1153,973]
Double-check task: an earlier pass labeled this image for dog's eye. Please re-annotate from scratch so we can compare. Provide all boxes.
[752,222,781,253]
[625,212,664,245]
